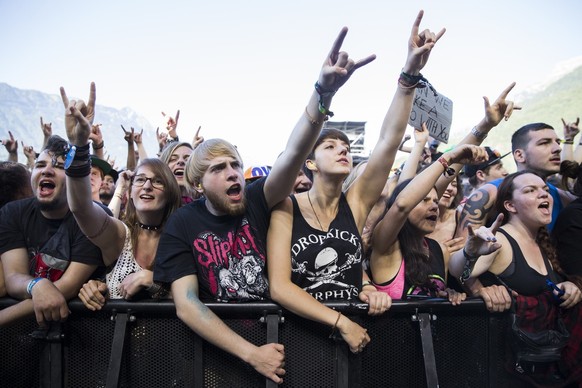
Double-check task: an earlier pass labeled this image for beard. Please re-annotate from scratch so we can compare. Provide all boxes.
[204,189,247,216]
[36,195,67,213]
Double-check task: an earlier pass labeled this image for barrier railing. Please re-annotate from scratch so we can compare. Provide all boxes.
[0,297,515,387]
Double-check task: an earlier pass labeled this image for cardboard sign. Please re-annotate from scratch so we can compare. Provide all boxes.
[408,86,453,144]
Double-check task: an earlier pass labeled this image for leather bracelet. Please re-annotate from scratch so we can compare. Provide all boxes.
[93,141,104,150]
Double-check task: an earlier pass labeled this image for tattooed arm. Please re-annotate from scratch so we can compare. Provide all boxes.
[455,183,498,239]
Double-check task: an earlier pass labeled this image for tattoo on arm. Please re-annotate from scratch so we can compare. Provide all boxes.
[186,287,211,318]
[459,189,493,231]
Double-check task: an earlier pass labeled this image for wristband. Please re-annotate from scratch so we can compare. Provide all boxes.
[563,139,574,145]
[437,156,456,177]
[26,277,44,296]
[470,126,488,141]
[92,141,104,150]
[314,82,335,118]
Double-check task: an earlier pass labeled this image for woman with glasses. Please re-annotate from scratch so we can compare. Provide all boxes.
[61,84,181,309]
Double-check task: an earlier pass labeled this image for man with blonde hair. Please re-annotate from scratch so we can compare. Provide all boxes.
[153,28,376,384]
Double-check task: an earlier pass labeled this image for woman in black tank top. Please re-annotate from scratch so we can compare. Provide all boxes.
[449,171,582,382]
[267,11,445,355]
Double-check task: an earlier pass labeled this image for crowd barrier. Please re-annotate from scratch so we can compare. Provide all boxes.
[0,297,518,388]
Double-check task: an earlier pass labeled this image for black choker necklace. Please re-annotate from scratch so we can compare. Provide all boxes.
[137,222,162,231]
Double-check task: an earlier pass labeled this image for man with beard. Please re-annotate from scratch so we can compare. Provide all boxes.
[0,135,103,326]
[99,169,118,206]
[153,27,375,384]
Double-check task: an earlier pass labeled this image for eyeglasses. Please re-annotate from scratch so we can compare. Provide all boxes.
[132,176,165,190]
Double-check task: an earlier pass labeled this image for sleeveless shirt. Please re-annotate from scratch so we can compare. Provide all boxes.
[497,228,560,296]
[289,193,362,302]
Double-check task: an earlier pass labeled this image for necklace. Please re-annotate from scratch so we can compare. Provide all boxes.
[137,222,162,231]
[307,191,325,231]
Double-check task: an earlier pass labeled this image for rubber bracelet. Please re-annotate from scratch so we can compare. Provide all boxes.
[26,277,44,296]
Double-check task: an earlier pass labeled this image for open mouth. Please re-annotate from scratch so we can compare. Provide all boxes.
[226,184,242,200]
[39,180,55,196]
[538,201,551,214]
[140,194,155,200]
[426,215,438,222]
[174,168,184,178]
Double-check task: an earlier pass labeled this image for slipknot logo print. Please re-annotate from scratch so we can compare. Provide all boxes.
[192,223,267,301]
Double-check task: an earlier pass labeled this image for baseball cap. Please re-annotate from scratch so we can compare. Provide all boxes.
[91,156,118,182]
[244,165,271,181]
[463,147,510,178]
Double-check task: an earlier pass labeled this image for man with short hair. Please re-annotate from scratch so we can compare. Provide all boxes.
[90,156,115,203]
[463,146,509,192]
[0,135,103,326]
[459,122,572,234]
[99,170,118,206]
[153,28,375,384]
[457,122,575,311]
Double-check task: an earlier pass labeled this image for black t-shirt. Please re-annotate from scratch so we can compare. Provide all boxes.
[0,197,103,281]
[154,177,270,302]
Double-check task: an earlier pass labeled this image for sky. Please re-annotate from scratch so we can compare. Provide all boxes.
[1,0,581,167]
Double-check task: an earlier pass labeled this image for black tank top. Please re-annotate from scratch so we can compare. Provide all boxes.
[497,228,558,296]
[289,193,363,302]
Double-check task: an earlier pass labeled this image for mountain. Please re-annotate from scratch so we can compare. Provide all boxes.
[0,83,157,168]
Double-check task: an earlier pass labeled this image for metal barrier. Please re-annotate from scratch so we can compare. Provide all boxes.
[0,297,516,388]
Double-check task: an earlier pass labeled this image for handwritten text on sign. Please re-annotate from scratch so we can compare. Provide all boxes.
[408,87,453,144]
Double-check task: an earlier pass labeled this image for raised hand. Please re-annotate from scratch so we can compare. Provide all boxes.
[1,130,17,154]
[121,125,135,144]
[133,128,144,145]
[156,127,168,151]
[21,141,36,160]
[414,123,430,144]
[561,117,580,142]
[89,124,103,144]
[162,110,180,139]
[40,117,52,138]
[60,82,96,145]
[403,10,446,75]
[317,28,376,93]
[482,82,521,127]
[192,126,204,148]
[464,213,503,258]
[446,144,489,166]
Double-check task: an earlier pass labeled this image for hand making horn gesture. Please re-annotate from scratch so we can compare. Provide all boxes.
[60,82,96,146]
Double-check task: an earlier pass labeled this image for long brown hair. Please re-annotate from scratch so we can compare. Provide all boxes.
[123,158,181,255]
